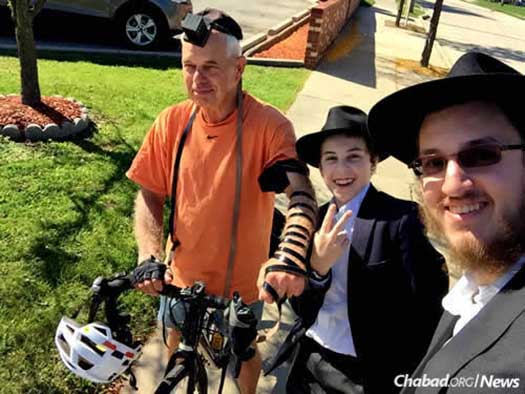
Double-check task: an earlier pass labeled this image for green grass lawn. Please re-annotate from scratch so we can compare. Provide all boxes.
[470,0,525,19]
[0,53,310,394]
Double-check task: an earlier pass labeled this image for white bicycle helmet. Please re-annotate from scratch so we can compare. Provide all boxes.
[55,316,142,383]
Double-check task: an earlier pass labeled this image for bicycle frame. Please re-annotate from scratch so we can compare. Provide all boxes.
[155,281,234,394]
[69,274,246,394]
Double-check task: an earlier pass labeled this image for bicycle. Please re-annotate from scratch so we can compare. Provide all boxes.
[55,270,257,394]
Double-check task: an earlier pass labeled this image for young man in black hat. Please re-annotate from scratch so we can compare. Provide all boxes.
[368,51,525,394]
[126,8,316,393]
[266,106,447,394]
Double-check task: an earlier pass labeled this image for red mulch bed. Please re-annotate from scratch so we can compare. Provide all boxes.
[0,95,83,130]
[253,23,309,60]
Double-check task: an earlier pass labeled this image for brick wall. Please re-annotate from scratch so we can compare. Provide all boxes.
[305,0,358,69]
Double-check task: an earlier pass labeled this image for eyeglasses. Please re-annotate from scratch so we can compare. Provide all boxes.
[409,143,525,177]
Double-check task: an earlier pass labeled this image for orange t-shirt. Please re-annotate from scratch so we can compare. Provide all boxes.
[126,93,297,303]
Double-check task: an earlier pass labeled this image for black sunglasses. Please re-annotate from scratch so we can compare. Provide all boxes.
[409,143,525,177]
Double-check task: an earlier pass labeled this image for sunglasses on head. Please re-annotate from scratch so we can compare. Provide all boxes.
[409,143,525,177]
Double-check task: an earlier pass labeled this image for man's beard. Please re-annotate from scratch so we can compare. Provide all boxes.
[415,186,525,276]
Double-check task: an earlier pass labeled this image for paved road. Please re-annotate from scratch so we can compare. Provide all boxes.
[420,0,525,72]
[191,0,313,39]
[0,1,314,53]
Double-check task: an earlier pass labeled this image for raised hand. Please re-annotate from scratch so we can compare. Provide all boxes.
[311,204,353,276]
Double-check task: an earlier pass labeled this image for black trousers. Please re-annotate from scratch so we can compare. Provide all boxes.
[286,336,365,394]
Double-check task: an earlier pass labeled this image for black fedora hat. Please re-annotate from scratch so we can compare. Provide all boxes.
[368,51,525,165]
[297,105,382,167]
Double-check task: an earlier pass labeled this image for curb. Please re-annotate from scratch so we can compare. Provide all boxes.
[244,8,311,61]
[246,57,304,67]
[0,41,182,58]
[242,32,268,53]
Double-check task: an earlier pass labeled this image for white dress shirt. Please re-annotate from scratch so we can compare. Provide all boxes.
[442,256,525,338]
[305,183,370,356]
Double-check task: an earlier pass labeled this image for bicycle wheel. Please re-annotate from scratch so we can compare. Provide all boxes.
[155,363,208,394]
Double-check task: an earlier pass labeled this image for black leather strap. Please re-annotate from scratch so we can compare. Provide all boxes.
[262,281,280,304]
[283,230,308,241]
[285,224,311,235]
[282,237,308,249]
[265,263,307,277]
[288,202,316,215]
[275,247,308,265]
[168,109,197,250]
[290,191,316,201]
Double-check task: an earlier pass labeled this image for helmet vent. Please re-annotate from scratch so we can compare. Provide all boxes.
[94,326,108,336]
[80,335,105,356]
[56,334,71,355]
[78,356,94,371]
[112,350,124,360]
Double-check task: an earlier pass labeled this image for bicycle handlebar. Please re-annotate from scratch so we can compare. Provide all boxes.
[90,272,229,311]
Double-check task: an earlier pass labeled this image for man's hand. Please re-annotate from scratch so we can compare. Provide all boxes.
[257,257,306,303]
[133,256,167,296]
[311,204,352,276]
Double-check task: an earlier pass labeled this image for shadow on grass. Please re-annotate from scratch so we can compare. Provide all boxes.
[25,126,139,287]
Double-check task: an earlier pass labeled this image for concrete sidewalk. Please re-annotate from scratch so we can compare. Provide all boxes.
[120,0,501,391]
[287,0,452,206]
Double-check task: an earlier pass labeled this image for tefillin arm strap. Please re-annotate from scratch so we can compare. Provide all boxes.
[258,190,317,342]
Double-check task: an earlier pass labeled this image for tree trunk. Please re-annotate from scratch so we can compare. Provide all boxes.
[9,0,45,106]
[396,0,407,26]
[421,0,444,67]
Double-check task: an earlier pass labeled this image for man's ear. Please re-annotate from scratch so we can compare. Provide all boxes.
[236,56,247,80]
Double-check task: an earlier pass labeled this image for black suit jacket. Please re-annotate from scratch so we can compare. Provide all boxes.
[401,264,525,394]
[266,185,448,394]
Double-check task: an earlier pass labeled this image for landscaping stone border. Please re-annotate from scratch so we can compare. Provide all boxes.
[245,8,312,66]
[245,0,363,69]
[0,95,91,142]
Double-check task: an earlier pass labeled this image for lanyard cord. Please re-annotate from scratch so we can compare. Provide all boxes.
[223,86,243,297]
[168,108,197,251]
[167,87,244,299]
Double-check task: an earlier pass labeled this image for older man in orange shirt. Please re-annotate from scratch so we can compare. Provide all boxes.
[126,9,316,393]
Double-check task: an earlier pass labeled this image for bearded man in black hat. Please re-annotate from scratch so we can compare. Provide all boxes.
[368,51,525,394]
[265,106,447,394]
